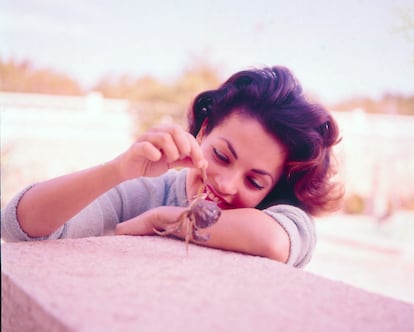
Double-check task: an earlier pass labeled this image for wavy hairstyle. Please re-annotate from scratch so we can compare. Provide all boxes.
[187,66,344,216]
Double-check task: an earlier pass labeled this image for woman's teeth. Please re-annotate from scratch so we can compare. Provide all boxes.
[206,187,221,203]
[208,192,220,203]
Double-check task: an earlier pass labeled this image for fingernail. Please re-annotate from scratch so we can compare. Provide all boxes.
[198,160,208,169]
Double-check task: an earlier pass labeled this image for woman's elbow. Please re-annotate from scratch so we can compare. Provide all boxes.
[263,231,290,263]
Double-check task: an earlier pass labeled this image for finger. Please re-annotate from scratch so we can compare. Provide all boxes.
[132,141,162,162]
[151,125,191,159]
[188,134,208,169]
[168,126,192,159]
[168,157,196,169]
[138,131,180,163]
[115,215,151,235]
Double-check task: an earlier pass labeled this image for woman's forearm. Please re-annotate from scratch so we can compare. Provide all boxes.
[116,206,290,263]
[195,208,290,262]
[17,161,124,237]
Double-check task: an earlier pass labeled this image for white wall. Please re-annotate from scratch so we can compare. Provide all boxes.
[333,109,414,214]
[1,92,134,206]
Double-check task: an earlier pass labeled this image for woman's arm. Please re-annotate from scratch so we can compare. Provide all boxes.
[17,162,123,237]
[15,125,207,238]
[115,206,290,263]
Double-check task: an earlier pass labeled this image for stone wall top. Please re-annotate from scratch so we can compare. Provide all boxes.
[2,236,414,332]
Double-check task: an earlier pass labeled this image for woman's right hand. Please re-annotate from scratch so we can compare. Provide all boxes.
[14,125,206,238]
[111,125,208,181]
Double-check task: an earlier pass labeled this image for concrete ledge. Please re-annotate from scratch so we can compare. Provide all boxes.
[2,236,414,332]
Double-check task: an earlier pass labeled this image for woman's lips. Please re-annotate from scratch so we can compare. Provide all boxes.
[204,185,232,209]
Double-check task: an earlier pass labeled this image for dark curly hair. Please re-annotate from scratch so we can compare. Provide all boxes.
[187,66,344,216]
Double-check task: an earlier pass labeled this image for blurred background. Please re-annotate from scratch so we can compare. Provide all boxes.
[1,0,413,303]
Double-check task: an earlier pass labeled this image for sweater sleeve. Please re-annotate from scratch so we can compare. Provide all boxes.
[262,204,316,268]
[1,185,64,241]
[0,184,121,242]
[0,170,186,242]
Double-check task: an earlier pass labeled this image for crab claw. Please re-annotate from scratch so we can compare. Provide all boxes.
[191,229,210,242]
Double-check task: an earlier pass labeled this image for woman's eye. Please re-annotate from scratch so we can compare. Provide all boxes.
[247,177,265,190]
[213,147,230,163]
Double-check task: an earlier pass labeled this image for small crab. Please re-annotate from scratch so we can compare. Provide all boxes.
[153,168,221,252]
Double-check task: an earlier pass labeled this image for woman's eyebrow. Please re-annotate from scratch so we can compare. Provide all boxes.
[219,137,238,159]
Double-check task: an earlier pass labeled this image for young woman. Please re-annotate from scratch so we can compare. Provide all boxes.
[1,66,343,268]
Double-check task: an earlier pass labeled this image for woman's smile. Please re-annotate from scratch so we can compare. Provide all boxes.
[204,184,233,209]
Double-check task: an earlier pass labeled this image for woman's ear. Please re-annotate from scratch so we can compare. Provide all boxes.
[196,119,208,144]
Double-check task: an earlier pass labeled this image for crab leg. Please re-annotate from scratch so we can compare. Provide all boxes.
[197,167,207,198]
[154,167,218,254]
[153,211,187,236]
[185,217,195,254]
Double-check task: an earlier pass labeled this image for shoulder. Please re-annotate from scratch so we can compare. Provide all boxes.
[262,204,316,268]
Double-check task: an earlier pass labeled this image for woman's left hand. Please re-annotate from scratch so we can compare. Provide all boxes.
[115,206,185,236]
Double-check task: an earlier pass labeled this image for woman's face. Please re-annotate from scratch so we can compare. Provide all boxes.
[187,112,287,209]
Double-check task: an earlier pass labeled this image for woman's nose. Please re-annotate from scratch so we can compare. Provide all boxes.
[215,171,239,196]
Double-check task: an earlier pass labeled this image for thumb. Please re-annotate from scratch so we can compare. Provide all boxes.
[169,157,208,170]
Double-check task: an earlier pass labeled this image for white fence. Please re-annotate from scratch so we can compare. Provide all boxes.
[333,109,414,215]
[1,92,134,207]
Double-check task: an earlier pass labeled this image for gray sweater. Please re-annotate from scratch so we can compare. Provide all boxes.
[1,169,316,268]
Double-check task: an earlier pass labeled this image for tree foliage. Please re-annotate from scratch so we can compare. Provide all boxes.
[92,59,221,105]
[91,58,222,134]
[0,58,84,95]
[0,57,412,117]
[331,94,414,116]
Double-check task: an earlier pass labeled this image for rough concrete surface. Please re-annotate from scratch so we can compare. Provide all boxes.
[2,235,414,332]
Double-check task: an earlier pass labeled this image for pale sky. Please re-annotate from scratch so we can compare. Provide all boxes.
[1,0,413,104]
